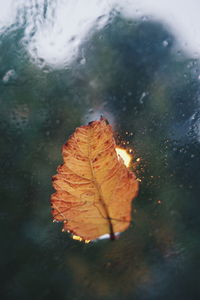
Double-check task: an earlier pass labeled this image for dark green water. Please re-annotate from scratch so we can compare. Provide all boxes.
[0,5,200,300]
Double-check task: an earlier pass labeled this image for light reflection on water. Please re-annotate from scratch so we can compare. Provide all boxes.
[1,0,200,68]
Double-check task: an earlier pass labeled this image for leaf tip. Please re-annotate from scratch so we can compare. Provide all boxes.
[100,115,109,124]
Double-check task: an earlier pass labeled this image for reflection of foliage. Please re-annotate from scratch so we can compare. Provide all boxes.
[0,13,200,300]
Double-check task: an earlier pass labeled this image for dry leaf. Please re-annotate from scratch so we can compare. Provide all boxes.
[51,117,139,241]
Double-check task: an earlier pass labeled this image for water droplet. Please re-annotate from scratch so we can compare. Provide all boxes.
[89,79,98,88]
[141,15,148,22]
[162,40,169,47]
[80,57,86,65]
[139,92,148,104]
[2,69,16,83]
[10,104,29,129]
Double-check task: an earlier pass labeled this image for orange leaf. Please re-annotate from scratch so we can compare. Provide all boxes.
[51,117,139,241]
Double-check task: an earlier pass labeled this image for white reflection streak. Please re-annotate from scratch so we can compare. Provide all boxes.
[26,0,112,67]
[120,0,200,57]
[1,0,200,67]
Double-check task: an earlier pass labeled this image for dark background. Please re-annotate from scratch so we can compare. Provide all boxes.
[0,9,200,300]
